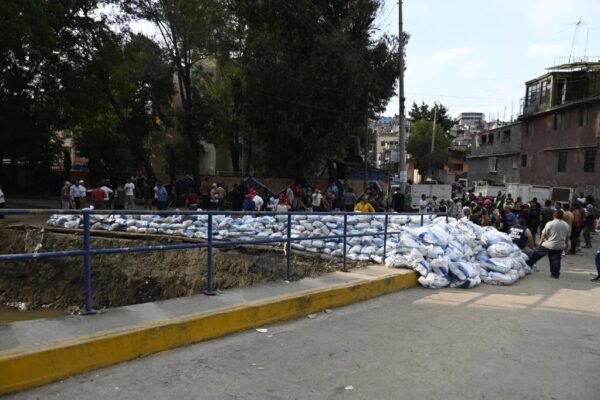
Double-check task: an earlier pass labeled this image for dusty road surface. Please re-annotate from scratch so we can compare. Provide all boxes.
[7,248,600,400]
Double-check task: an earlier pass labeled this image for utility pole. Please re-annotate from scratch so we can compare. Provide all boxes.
[397,0,407,191]
[431,105,437,153]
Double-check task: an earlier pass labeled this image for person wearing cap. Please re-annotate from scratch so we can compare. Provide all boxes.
[582,204,596,248]
[61,181,72,209]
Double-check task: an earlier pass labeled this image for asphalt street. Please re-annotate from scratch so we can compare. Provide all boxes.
[6,248,600,400]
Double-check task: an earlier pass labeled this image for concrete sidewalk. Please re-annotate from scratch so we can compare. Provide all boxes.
[0,265,418,395]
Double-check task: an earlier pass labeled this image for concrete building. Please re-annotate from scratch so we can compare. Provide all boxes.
[458,112,485,130]
[467,122,522,185]
[518,60,600,197]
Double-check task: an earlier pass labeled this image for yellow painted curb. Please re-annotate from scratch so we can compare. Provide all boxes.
[0,270,418,395]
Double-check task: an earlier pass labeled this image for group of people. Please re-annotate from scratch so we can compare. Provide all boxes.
[442,190,598,281]
[60,178,147,210]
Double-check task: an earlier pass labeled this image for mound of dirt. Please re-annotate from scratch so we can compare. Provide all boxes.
[0,225,361,310]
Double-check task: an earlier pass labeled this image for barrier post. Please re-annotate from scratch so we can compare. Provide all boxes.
[342,213,348,272]
[421,214,424,226]
[203,213,216,295]
[286,213,292,281]
[383,213,388,263]
[81,209,97,315]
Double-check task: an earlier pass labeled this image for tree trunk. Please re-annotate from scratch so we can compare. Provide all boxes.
[229,138,240,175]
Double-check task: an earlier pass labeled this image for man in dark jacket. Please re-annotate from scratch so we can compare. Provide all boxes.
[391,188,405,213]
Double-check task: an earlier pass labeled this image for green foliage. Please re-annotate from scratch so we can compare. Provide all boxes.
[405,120,450,179]
[408,102,456,133]
[232,0,401,178]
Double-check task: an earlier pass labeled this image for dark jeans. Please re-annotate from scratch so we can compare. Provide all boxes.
[569,227,581,254]
[0,202,4,218]
[527,246,563,277]
[582,226,593,246]
[157,201,166,211]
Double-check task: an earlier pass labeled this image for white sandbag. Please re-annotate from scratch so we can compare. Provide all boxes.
[418,273,450,289]
[482,271,518,285]
[348,245,362,254]
[424,245,444,259]
[407,249,431,276]
[385,254,410,268]
[487,242,516,258]
[361,245,377,255]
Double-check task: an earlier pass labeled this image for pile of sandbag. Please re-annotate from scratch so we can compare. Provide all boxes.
[384,219,531,289]
[47,212,530,289]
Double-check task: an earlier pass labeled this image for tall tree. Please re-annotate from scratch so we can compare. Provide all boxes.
[122,0,227,185]
[74,31,174,178]
[231,0,401,178]
[0,0,104,192]
[405,120,449,180]
[408,101,455,133]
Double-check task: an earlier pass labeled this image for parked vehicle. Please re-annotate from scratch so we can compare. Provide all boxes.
[409,183,452,208]
[506,183,551,202]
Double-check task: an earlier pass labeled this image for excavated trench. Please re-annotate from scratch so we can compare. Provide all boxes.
[0,225,360,312]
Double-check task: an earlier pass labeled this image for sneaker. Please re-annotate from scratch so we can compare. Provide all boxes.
[551,275,560,279]
[591,276,600,281]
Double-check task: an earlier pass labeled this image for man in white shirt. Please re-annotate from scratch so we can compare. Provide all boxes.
[100,182,114,209]
[418,194,429,214]
[124,179,136,209]
[253,192,264,211]
[526,209,570,278]
[311,188,323,211]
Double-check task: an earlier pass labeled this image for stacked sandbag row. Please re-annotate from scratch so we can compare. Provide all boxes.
[46,213,531,289]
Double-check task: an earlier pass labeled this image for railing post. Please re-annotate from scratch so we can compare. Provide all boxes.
[342,213,348,272]
[421,214,424,226]
[81,209,96,315]
[204,213,216,296]
[446,211,449,223]
[383,213,388,264]
[286,213,292,281]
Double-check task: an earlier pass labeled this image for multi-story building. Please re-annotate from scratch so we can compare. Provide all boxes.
[467,122,522,185]
[458,112,485,130]
[518,60,600,196]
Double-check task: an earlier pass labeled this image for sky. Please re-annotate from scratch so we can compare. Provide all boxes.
[377,0,600,120]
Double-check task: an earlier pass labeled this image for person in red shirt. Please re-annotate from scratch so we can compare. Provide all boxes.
[185,189,199,210]
[91,183,105,209]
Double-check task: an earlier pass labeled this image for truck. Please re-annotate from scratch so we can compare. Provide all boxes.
[551,187,574,203]
[505,184,552,202]
[473,182,506,199]
[409,183,452,208]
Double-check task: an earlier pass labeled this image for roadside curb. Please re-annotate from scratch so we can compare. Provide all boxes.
[0,269,418,396]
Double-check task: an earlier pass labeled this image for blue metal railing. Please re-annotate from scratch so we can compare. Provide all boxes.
[0,208,446,315]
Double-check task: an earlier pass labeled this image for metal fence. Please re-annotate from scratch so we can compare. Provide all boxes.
[0,208,444,315]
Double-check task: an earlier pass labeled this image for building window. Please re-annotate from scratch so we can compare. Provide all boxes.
[557,151,567,172]
[481,135,487,145]
[452,163,463,172]
[554,112,569,130]
[488,134,494,144]
[584,149,596,172]
[540,79,551,105]
[579,107,590,127]
[526,122,534,137]
[502,130,511,142]
[521,154,527,167]
[489,157,498,173]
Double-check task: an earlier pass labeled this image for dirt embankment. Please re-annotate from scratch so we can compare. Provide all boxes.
[0,225,358,311]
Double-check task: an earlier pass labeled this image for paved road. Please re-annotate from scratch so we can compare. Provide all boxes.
[8,249,600,400]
